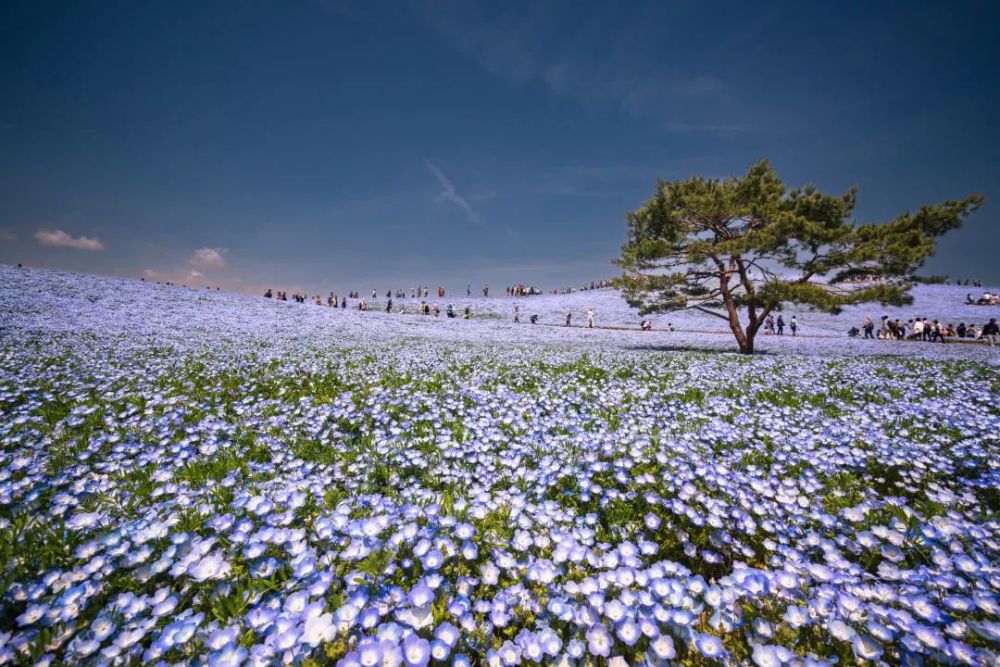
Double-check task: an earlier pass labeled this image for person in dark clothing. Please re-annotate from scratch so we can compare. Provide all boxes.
[530,314,539,324]
[264,289,272,298]
[776,315,784,335]
[981,318,999,347]
[386,298,393,313]
[341,297,347,309]
[863,316,875,339]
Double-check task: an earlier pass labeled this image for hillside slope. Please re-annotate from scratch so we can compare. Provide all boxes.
[2,264,997,360]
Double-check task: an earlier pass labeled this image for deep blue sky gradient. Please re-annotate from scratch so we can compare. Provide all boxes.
[1,1,998,293]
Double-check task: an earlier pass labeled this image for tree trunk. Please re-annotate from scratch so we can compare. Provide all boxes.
[722,293,752,354]
[741,314,763,355]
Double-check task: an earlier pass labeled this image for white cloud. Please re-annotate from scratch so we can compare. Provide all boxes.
[419,3,738,126]
[34,229,104,251]
[142,268,205,283]
[189,247,227,269]
[424,160,481,224]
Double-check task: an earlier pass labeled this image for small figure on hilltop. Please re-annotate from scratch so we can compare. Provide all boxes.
[513,305,520,323]
[587,308,595,329]
[530,314,539,324]
[565,312,572,327]
[264,288,272,298]
[640,319,652,331]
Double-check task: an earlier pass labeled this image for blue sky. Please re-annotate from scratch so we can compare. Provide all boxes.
[1,1,998,293]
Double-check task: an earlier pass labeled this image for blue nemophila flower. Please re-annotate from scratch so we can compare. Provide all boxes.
[402,634,431,667]
[302,613,336,646]
[695,633,725,658]
[208,642,248,667]
[752,644,783,667]
[585,625,612,658]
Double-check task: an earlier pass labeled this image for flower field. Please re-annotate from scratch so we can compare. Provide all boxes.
[1,266,999,666]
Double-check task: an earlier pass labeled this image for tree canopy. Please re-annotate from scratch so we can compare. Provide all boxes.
[616,160,983,354]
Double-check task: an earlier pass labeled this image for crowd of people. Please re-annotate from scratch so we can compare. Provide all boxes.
[762,314,799,336]
[262,279,614,308]
[966,291,999,305]
[261,282,998,346]
[850,315,1000,346]
[550,279,613,295]
[507,284,542,296]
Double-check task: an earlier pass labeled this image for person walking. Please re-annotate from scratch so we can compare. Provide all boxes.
[587,308,595,329]
[863,316,874,339]
[513,305,520,323]
[980,318,999,347]
[789,316,798,336]
[565,312,572,327]
[776,315,785,335]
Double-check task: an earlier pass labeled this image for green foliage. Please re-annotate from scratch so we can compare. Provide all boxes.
[910,274,950,284]
[617,160,982,353]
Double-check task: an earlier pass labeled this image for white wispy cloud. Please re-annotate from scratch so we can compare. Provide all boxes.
[659,121,745,134]
[34,229,104,251]
[189,247,227,269]
[424,160,481,224]
[418,3,746,129]
[143,268,204,282]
